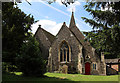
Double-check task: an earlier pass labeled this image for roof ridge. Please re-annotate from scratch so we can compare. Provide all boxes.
[69,26,93,54]
[69,27,83,46]
[41,28,55,37]
[56,22,67,36]
[41,28,56,44]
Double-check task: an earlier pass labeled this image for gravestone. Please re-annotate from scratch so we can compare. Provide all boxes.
[62,65,68,74]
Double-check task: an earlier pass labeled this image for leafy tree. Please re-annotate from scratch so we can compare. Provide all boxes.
[82,2,120,58]
[16,36,46,77]
[2,2,35,66]
[17,0,76,6]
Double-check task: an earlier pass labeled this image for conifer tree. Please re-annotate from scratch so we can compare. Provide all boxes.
[2,2,35,66]
[82,2,120,58]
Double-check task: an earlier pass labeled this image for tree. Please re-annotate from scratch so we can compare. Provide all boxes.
[2,2,35,66]
[15,0,76,6]
[16,36,46,77]
[82,2,120,58]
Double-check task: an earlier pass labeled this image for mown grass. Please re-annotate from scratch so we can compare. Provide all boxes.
[45,73,119,81]
[2,72,119,83]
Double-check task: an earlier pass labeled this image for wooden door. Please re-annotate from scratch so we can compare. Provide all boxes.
[85,62,90,75]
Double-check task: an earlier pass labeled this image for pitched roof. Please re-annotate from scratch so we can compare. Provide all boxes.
[56,22,67,36]
[34,25,56,44]
[41,28,56,44]
[69,12,93,55]
[105,58,120,64]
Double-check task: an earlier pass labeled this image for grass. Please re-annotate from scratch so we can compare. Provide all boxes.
[45,73,119,81]
[2,72,119,83]
[3,72,64,81]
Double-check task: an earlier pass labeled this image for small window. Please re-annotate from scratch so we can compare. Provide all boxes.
[95,64,96,69]
[93,63,96,70]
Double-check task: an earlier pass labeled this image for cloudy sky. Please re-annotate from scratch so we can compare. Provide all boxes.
[17,0,92,35]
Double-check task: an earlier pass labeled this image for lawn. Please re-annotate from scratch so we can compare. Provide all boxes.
[2,72,119,83]
[45,73,119,81]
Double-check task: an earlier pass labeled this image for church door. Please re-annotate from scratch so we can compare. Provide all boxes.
[85,62,90,75]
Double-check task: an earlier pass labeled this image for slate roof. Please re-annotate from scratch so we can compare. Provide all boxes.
[105,58,120,64]
[69,12,94,56]
[41,28,56,44]
[34,26,56,44]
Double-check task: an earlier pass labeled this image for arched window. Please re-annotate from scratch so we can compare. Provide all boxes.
[60,41,69,62]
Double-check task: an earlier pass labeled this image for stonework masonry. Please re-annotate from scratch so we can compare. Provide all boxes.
[35,12,107,75]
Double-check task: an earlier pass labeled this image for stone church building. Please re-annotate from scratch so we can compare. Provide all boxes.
[35,12,107,75]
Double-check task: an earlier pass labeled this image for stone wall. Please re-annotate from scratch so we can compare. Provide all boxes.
[48,23,83,73]
[48,23,106,75]
[69,25,105,75]
[35,13,107,75]
[35,27,52,60]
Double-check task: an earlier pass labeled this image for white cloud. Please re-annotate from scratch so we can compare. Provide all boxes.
[31,19,91,36]
[56,0,63,6]
[101,7,112,12]
[56,0,81,12]
[67,1,80,12]
[100,3,112,12]
[31,19,63,35]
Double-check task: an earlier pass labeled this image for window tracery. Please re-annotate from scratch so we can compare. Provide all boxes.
[60,41,70,62]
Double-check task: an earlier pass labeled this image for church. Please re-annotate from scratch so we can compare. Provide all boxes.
[35,12,107,75]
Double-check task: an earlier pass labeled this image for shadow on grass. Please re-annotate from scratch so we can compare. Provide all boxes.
[2,72,71,83]
[2,72,119,83]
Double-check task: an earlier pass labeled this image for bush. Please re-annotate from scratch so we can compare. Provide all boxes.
[2,62,18,73]
[16,36,46,77]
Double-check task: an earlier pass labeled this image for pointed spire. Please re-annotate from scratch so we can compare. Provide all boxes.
[69,11,76,28]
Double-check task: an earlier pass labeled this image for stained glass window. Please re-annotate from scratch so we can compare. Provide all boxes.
[60,41,69,62]
[60,49,62,62]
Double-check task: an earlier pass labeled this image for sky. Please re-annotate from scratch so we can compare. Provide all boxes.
[17,0,92,36]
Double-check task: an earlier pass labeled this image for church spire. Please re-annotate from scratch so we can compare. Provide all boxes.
[69,11,76,28]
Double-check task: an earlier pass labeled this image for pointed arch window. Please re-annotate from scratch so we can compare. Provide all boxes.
[59,41,70,62]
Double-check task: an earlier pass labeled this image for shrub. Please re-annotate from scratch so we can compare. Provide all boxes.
[2,62,17,73]
[16,36,46,77]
